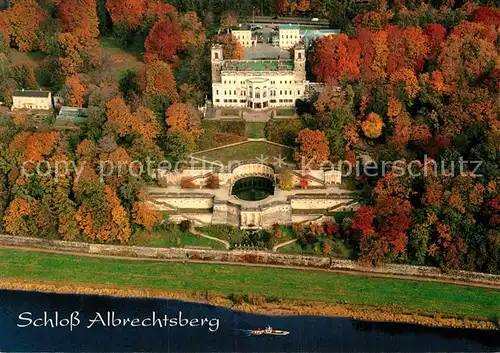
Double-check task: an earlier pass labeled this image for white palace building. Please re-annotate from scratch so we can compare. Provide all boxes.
[211,44,318,110]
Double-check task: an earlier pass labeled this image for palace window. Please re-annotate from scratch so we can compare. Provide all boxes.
[280,90,282,95]
[216,90,219,95]
[297,90,300,95]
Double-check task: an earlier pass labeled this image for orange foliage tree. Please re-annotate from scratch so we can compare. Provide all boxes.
[106,97,161,140]
[3,198,33,236]
[165,103,202,141]
[106,0,146,30]
[5,0,46,52]
[57,33,84,77]
[132,201,160,231]
[390,68,420,100]
[312,34,361,82]
[65,75,86,107]
[55,0,99,42]
[10,131,60,164]
[0,12,10,54]
[179,12,206,48]
[438,21,497,88]
[361,112,384,139]
[144,0,177,22]
[212,34,244,60]
[137,61,179,102]
[391,112,411,151]
[105,96,133,137]
[75,184,131,244]
[294,129,330,168]
[132,106,161,140]
[144,18,184,64]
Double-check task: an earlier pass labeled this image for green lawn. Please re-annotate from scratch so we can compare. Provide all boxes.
[192,141,295,165]
[199,225,247,245]
[0,249,499,319]
[246,122,267,138]
[278,239,354,259]
[100,37,144,81]
[10,49,45,67]
[276,108,296,117]
[131,226,225,249]
[196,120,247,150]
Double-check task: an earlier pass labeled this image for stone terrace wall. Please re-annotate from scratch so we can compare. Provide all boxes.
[0,235,499,286]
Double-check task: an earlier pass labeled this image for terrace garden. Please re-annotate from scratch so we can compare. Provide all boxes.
[191,140,295,166]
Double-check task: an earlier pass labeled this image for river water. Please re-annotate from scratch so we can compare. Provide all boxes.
[0,290,498,352]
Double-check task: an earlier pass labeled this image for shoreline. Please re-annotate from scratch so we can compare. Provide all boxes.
[1,279,498,331]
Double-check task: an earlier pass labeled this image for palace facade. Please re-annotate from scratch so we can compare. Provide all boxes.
[211,44,309,110]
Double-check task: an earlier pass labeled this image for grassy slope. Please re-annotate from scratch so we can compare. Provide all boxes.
[0,249,498,319]
[246,122,267,138]
[193,141,294,164]
[99,37,144,81]
[131,228,226,249]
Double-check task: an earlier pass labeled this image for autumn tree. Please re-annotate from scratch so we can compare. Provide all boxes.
[438,21,497,88]
[312,34,361,82]
[65,75,86,107]
[212,34,244,60]
[361,112,384,139]
[137,60,179,102]
[144,0,177,23]
[294,129,330,168]
[0,13,10,55]
[106,0,146,30]
[219,13,237,30]
[204,174,220,189]
[75,182,131,244]
[353,10,392,31]
[55,0,99,42]
[165,103,202,141]
[423,24,446,59]
[144,18,184,64]
[105,96,133,137]
[471,6,500,27]
[132,201,160,231]
[279,169,295,191]
[10,63,37,90]
[179,12,206,48]
[3,198,34,236]
[5,0,46,52]
[132,106,161,140]
[56,32,101,77]
[160,130,196,162]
